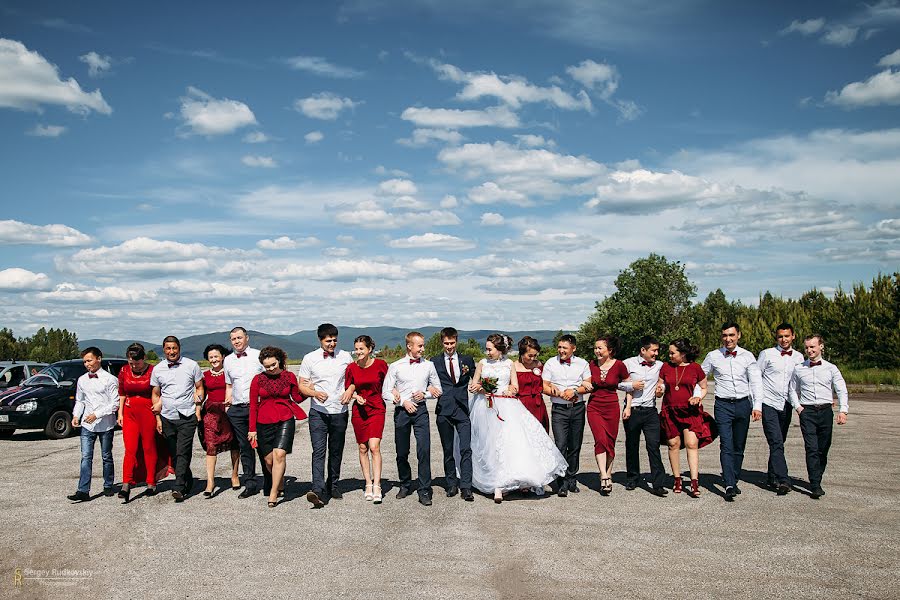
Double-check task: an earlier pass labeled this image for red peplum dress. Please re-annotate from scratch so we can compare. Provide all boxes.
[658,362,717,448]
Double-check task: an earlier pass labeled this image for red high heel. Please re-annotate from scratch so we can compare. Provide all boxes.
[673,477,682,494]
[689,479,700,498]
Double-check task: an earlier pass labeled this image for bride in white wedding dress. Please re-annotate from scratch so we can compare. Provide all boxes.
[466,334,568,502]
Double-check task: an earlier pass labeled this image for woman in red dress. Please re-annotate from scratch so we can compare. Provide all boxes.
[513,336,549,432]
[658,338,715,498]
[117,342,169,502]
[344,335,389,504]
[199,344,240,497]
[248,346,307,508]
[587,335,633,495]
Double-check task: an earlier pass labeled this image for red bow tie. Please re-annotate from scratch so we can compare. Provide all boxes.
[560,358,571,365]
[88,373,98,379]
[809,361,822,367]
[409,358,421,364]
[640,361,652,366]
[780,350,792,356]
[724,351,737,357]
[323,351,334,359]
[235,352,246,358]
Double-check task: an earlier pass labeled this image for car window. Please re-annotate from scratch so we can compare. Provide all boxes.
[8,366,26,386]
[59,364,86,381]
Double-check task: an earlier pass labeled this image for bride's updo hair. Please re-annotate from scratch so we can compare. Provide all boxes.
[486,333,509,355]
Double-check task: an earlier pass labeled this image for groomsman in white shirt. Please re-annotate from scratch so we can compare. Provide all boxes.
[223,326,265,498]
[788,334,849,499]
[382,331,442,506]
[701,322,763,501]
[67,347,119,502]
[757,323,804,495]
[542,334,592,497]
[621,336,667,496]
[298,323,354,507]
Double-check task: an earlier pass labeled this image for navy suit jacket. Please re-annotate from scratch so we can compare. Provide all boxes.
[431,353,476,418]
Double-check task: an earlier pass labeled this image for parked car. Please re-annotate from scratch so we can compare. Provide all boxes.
[0,361,49,390]
[0,358,127,439]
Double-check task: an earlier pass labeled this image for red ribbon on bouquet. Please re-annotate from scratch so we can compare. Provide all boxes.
[486,393,505,421]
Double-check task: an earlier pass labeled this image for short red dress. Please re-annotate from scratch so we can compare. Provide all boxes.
[201,370,237,456]
[587,359,629,457]
[516,364,549,432]
[345,359,389,444]
[658,362,717,448]
[119,365,171,486]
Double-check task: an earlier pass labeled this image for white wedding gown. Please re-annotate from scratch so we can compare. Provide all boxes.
[464,358,568,493]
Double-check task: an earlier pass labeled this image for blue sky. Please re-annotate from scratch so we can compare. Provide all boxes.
[0,0,898,341]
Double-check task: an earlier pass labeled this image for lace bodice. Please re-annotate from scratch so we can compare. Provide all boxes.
[480,358,512,391]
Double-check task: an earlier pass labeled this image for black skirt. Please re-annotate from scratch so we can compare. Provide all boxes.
[257,419,295,457]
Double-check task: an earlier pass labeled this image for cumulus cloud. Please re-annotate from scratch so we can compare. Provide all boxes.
[514,134,555,148]
[334,200,461,229]
[377,178,418,196]
[294,92,359,120]
[826,69,900,108]
[36,282,154,303]
[878,49,900,67]
[243,131,271,143]
[701,232,737,248]
[400,105,520,129]
[467,181,530,206]
[26,123,66,137]
[256,236,320,250]
[78,51,112,77]
[397,128,465,147]
[565,59,640,120]
[480,212,505,226]
[178,86,257,136]
[439,141,605,179]
[273,259,405,281]
[440,195,459,208]
[0,268,52,291]
[0,220,92,246]
[0,38,112,114]
[586,169,730,213]
[821,25,859,46]
[779,18,826,36]
[305,130,324,144]
[388,233,476,250]
[284,55,363,78]
[241,155,278,168]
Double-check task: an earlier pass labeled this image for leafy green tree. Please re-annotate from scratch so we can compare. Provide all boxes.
[23,328,80,363]
[457,338,485,360]
[0,328,23,360]
[146,349,160,363]
[424,332,444,359]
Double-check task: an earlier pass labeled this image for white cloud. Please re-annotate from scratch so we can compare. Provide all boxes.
[234,183,372,219]
[273,260,406,281]
[391,195,429,210]
[243,131,271,144]
[0,268,52,291]
[514,134,555,148]
[377,178,418,196]
[779,18,826,36]
[440,195,459,208]
[0,220,92,246]
[825,69,900,108]
[0,38,112,114]
[26,123,66,137]
[480,212,505,226]
[241,155,278,168]
[439,141,606,179]
[178,86,257,136]
[294,92,359,120]
[334,205,461,229]
[165,280,256,298]
[397,128,465,147]
[256,236,320,250]
[78,51,112,77]
[323,247,352,257]
[388,233,476,250]
[329,287,388,299]
[401,105,520,129]
[408,258,455,272]
[305,130,324,144]
[586,169,730,213]
[36,282,152,303]
[878,49,900,67]
[566,59,618,98]
[467,181,530,206]
[685,262,757,277]
[374,165,410,177]
[821,25,859,46]
[701,232,737,248]
[284,55,363,78]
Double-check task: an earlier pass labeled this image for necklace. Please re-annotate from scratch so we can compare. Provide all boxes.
[674,364,687,391]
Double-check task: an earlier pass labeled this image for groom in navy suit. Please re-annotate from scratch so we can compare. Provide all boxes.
[431,327,477,502]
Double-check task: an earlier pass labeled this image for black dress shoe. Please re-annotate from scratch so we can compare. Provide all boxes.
[145,486,157,496]
[810,486,825,499]
[306,490,325,508]
[649,486,668,497]
[625,481,637,491]
[460,488,474,501]
[118,486,131,502]
[446,485,459,498]
[103,487,116,497]
[557,488,568,497]
[569,483,580,493]
[733,485,742,495]
[172,490,185,502]
[330,487,343,500]
[724,486,736,501]
[67,491,90,502]
[238,487,256,499]
[777,483,791,496]
[418,494,432,506]
[396,487,412,499]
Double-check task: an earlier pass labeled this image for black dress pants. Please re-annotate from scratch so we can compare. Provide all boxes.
[624,406,666,489]
[551,401,585,489]
[161,413,197,494]
[799,406,833,489]
[309,409,349,495]
[436,412,472,490]
[761,404,792,485]
[226,403,261,491]
[395,403,432,495]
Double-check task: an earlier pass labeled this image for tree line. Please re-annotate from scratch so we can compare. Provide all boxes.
[0,327,80,363]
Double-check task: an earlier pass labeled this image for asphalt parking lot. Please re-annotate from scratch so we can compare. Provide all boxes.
[1,391,898,600]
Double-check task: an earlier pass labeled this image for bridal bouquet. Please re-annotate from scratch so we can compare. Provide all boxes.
[480,377,504,421]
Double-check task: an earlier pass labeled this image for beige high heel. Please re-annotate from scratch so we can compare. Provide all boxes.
[372,484,382,504]
[365,483,374,501]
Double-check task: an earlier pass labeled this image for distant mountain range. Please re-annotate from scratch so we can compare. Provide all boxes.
[81,326,560,360]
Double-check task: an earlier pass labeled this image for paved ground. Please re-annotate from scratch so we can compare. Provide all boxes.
[1,390,898,600]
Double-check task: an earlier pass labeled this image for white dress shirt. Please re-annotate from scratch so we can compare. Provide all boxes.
[298,349,354,414]
[788,358,849,413]
[443,352,459,383]
[223,347,263,405]
[74,368,119,432]
[701,346,764,411]
[621,356,664,409]
[757,346,805,411]
[150,357,203,420]
[541,355,591,405]
[382,355,442,405]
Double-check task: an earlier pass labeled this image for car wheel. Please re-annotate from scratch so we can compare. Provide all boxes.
[45,411,73,439]
[0,429,14,438]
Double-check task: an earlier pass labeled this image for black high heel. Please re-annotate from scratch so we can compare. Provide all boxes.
[118,484,130,502]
